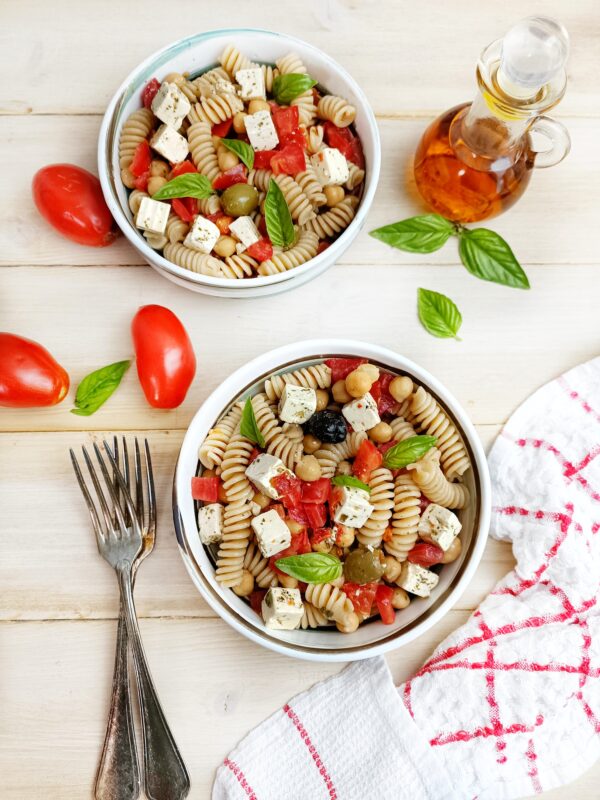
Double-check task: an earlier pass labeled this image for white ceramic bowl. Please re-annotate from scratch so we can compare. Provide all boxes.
[98,29,381,298]
[173,340,491,662]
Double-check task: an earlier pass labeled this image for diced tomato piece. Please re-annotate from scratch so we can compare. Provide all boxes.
[280,128,306,148]
[268,503,285,519]
[249,589,266,615]
[311,527,334,545]
[272,106,299,139]
[382,526,394,543]
[191,476,219,502]
[272,473,303,509]
[329,485,344,516]
[323,121,365,169]
[352,439,383,482]
[378,439,398,455]
[408,542,444,566]
[287,505,308,525]
[141,78,160,109]
[206,212,233,235]
[171,197,197,222]
[170,160,197,179]
[301,477,331,504]
[246,238,273,262]
[212,164,248,190]
[270,528,311,574]
[420,496,432,513]
[133,171,149,192]
[270,144,306,176]
[248,447,261,464]
[258,216,268,236]
[316,241,331,255]
[130,140,152,177]
[375,584,395,624]
[268,101,280,113]
[253,149,278,170]
[303,503,327,530]
[325,357,368,383]
[370,371,397,415]
[343,582,378,615]
[211,118,233,137]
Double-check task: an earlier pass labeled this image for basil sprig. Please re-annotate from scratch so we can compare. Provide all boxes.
[275,552,342,584]
[417,288,463,340]
[272,73,317,105]
[152,173,215,200]
[370,214,454,253]
[240,397,265,447]
[383,435,437,469]
[71,360,131,416]
[221,138,254,171]
[264,178,295,248]
[331,475,371,493]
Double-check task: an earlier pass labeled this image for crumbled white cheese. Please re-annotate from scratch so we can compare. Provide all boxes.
[251,509,291,557]
[197,503,224,545]
[342,393,381,432]
[151,82,191,129]
[236,67,266,101]
[418,504,462,551]
[398,562,439,598]
[244,110,279,151]
[332,486,374,529]
[278,385,317,425]
[261,587,304,630]
[135,196,170,234]
[310,147,350,186]
[229,216,261,252]
[183,215,220,254]
[150,123,189,163]
[245,453,293,500]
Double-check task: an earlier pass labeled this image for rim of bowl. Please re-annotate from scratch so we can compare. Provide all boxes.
[98,28,381,290]
[173,339,492,662]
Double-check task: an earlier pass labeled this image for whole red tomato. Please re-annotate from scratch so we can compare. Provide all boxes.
[0,333,70,407]
[131,305,196,409]
[32,164,118,247]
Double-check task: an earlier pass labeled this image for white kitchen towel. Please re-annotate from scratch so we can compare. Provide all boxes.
[213,358,600,800]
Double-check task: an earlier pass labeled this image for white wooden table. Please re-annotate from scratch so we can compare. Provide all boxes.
[1,1,598,797]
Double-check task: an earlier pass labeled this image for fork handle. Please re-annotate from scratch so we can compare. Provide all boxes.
[117,565,191,800]
[95,607,141,800]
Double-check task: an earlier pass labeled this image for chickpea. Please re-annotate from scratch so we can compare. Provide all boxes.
[332,379,352,404]
[232,569,254,597]
[120,167,136,189]
[336,612,360,634]
[383,555,402,583]
[252,491,271,511]
[336,525,355,548]
[389,376,413,403]
[213,235,237,258]
[441,536,462,564]
[303,434,321,454]
[279,574,299,589]
[357,363,380,382]
[147,175,167,196]
[233,111,247,134]
[248,99,271,114]
[295,455,322,482]
[217,147,239,171]
[315,389,329,412]
[336,460,352,476]
[345,368,373,398]
[285,518,305,535]
[391,587,411,609]
[313,538,333,554]
[369,421,394,444]
[211,135,221,149]
[324,185,345,206]
[150,160,169,178]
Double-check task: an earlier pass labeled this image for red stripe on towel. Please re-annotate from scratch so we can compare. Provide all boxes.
[283,703,338,799]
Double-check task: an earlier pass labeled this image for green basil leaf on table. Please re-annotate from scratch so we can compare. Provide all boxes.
[331,475,371,493]
[272,73,318,105]
[458,227,530,289]
[275,552,343,584]
[152,173,215,200]
[240,397,266,448]
[417,288,463,339]
[220,138,254,171]
[71,360,131,416]
[264,178,295,248]
[383,435,438,469]
[369,214,455,253]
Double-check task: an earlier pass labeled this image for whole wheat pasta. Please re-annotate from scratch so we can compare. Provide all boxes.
[251,393,302,469]
[305,583,354,625]
[243,540,278,588]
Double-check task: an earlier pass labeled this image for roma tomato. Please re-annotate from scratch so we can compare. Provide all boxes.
[0,333,69,407]
[131,305,196,409]
[32,164,117,247]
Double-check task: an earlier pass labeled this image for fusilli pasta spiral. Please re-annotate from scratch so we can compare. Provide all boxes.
[314,431,367,478]
[410,386,470,480]
[215,500,252,587]
[220,44,254,77]
[300,602,331,629]
[356,467,394,547]
[257,229,319,276]
[243,540,278,588]
[263,363,332,401]
[220,431,255,504]
[128,189,148,216]
[317,95,356,128]
[408,459,469,509]
[162,242,222,277]
[273,175,316,225]
[389,417,417,442]
[305,583,354,624]
[163,71,198,102]
[222,252,257,279]
[165,213,189,244]
[192,66,231,97]
[295,162,327,207]
[188,121,220,181]
[119,108,154,169]
[199,402,243,470]
[251,394,302,469]
[304,196,358,239]
[384,474,421,561]
[306,124,324,155]
[346,162,366,191]
[188,92,244,126]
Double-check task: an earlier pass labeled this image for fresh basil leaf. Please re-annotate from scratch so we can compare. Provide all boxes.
[152,173,215,200]
[71,360,131,416]
[264,178,295,248]
[417,288,463,340]
[272,73,317,105]
[383,435,437,469]
[275,553,342,584]
[331,475,371,493]
[221,138,254,171]
[369,214,455,253]
[240,397,265,448]
[458,227,530,289]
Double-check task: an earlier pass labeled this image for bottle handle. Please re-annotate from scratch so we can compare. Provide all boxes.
[528,116,571,168]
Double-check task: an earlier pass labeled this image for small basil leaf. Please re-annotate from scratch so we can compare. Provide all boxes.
[152,173,215,200]
[264,178,295,248]
[71,360,131,416]
[383,435,437,469]
[417,288,463,340]
[275,553,342,584]
[272,73,318,105]
[369,214,455,253]
[331,475,371,493]
[240,397,265,448]
[458,227,530,289]
[221,138,254,171]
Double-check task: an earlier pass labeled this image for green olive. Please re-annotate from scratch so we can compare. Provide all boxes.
[343,548,385,585]
[221,184,259,217]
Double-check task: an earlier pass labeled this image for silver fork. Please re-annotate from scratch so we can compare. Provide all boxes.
[71,439,190,800]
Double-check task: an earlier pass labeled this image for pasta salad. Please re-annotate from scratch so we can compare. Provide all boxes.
[118,44,365,279]
[192,357,472,634]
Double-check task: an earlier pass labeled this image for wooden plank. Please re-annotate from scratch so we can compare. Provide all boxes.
[2,115,598,268]
[0,0,597,118]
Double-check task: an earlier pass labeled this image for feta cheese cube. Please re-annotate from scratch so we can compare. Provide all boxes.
[135,196,170,234]
[398,562,439,598]
[229,215,260,252]
[252,509,291,557]
[310,147,350,186]
[418,504,462,551]
[213,78,236,94]
[183,215,220,254]
[278,385,317,424]
[261,587,304,630]
[244,110,279,151]
[150,123,189,163]
[342,393,380,432]
[197,503,224,545]
[332,486,374,528]
[236,67,266,101]
[245,453,293,500]
[151,81,192,129]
